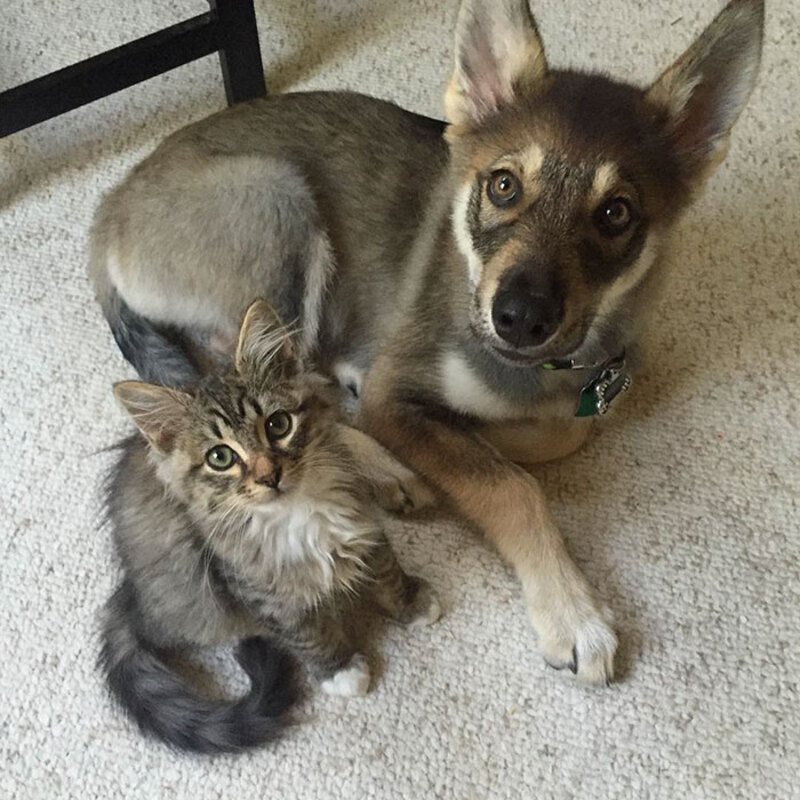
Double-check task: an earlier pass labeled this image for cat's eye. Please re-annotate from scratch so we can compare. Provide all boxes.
[205,445,237,471]
[487,170,521,208]
[595,197,634,236]
[265,411,292,441]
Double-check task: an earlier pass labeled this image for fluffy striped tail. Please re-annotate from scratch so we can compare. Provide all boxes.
[99,582,295,754]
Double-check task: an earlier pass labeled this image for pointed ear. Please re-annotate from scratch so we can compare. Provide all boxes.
[113,381,191,453]
[445,0,548,131]
[646,0,763,182]
[235,299,298,377]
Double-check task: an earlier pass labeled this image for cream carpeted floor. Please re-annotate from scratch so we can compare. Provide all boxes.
[2,1,798,798]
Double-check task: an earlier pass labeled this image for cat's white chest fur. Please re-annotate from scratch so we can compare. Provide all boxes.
[248,491,375,591]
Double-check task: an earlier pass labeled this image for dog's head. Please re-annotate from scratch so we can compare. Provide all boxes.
[446,0,763,364]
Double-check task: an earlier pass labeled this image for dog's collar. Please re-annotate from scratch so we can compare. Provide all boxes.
[542,351,631,417]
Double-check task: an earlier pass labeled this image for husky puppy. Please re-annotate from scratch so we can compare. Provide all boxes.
[89,1,764,684]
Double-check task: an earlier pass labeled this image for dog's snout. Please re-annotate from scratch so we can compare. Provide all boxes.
[491,272,563,349]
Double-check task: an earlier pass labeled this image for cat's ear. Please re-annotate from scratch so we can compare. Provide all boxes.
[444,0,548,132]
[235,299,298,377]
[113,381,191,453]
[645,0,763,185]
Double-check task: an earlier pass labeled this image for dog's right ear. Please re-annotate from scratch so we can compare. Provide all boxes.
[114,381,191,453]
[445,0,547,132]
[235,298,297,378]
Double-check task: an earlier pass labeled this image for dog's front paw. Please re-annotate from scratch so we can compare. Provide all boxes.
[375,472,436,515]
[530,589,617,686]
[400,579,442,627]
[320,654,371,697]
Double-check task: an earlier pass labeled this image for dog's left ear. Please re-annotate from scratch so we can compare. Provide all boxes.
[646,0,764,183]
[445,0,547,131]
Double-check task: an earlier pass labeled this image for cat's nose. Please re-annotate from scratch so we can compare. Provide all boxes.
[255,466,282,489]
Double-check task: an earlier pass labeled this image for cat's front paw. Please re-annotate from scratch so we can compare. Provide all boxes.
[400,579,442,627]
[376,473,436,515]
[319,654,371,697]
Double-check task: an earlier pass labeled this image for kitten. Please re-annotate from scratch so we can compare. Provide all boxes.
[99,299,440,754]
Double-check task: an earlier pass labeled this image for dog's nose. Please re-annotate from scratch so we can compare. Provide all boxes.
[491,280,562,348]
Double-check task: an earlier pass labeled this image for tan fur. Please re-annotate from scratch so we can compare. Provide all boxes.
[360,355,615,684]
[588,162,621,206]
[480,418,592,466]
[521,141,545,177]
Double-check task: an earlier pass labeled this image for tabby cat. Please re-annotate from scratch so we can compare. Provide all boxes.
[100,299,440,754]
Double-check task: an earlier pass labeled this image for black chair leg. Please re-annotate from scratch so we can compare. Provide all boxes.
[0,0,268,137]
[212,0,267,105]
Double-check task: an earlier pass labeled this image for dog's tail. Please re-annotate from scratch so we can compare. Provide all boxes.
[99,581,295,754]
[97,283,199,388]
[89,237,199,387]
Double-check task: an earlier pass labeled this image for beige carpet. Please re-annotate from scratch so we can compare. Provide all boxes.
[2,1,798,798]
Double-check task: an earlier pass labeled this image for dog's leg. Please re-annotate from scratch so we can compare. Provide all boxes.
[360,374,616,685]
[479,418,593,466]
[336,424,436,513]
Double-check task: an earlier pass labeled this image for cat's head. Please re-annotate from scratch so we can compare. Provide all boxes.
[114,300,336,517]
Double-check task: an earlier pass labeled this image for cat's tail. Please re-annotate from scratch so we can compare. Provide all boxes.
[99,581,295,754]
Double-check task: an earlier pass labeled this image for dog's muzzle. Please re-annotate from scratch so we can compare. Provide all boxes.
[490,269,564,349]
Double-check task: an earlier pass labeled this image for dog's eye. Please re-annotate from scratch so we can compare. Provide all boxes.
[487,170,521,208]
[595,197,633,236]
[206,445,237,471]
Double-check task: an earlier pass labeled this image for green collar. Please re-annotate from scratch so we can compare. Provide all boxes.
[542,352,631,417]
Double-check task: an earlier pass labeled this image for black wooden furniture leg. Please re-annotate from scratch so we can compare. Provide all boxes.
[212,0,267,105]
[0,0,267,137]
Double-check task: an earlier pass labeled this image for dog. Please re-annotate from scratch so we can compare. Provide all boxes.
[89,0,764,684]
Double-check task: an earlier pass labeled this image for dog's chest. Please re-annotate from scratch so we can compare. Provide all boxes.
[437,347,592,422]
[439,352,520,420]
